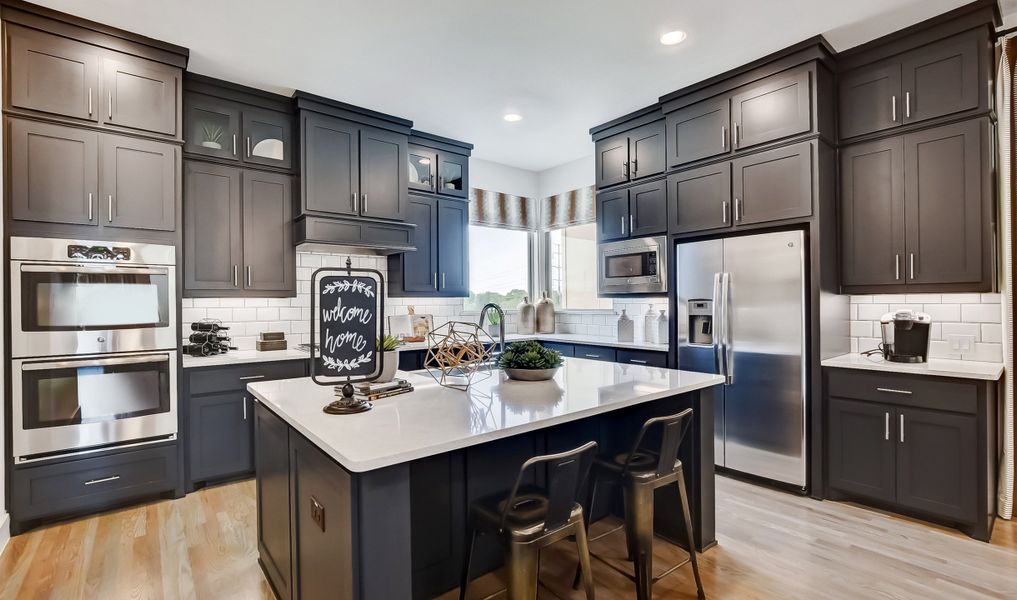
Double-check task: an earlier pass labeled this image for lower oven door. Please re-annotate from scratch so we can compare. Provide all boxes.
[12,351,178,462]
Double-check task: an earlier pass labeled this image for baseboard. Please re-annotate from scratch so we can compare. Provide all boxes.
[0,512,9,557]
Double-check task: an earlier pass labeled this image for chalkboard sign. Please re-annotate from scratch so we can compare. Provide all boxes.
[310,265,385,389]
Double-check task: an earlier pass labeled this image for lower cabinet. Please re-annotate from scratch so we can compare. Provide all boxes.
[573,343,616,362]
[255,402,294,600]
[824,368,996,540]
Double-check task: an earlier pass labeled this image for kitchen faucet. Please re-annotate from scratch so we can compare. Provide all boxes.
[477,303,505,361]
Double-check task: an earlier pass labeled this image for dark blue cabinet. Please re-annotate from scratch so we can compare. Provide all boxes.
[389,195,469,297]
[437,198,469,295]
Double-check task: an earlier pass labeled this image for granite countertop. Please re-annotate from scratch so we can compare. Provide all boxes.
[248,359,722,472]
[181,348,310,369]
[821,353,1004,381]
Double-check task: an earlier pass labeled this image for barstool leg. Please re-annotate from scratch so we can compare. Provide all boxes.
[572,477,599,590]
[573,519,596,600]
[629,484,655,600]
[459,527,477,600]
[622,489,639,562]
[506,541,540,600]
[676,469,706,600]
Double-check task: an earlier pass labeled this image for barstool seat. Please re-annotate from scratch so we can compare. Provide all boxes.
[597,451,678,480]
[470,485,583,541]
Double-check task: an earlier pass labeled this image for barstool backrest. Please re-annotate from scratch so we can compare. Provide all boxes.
[500,440,598,533]
[625,408,693,478]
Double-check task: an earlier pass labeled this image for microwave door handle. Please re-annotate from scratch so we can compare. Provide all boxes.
[21,354,171,371]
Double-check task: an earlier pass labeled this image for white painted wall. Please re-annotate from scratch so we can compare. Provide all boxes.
[537,155,594,198]
[470,158,539,198]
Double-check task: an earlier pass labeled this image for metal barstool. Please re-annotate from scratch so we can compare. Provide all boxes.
[460,441,598,600]
[574,408,706,600]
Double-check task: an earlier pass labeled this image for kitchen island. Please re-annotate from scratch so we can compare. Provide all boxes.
[248,358,723,600]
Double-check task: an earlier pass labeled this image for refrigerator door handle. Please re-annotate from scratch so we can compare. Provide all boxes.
[721,271,733,384]
[712,272,724,375]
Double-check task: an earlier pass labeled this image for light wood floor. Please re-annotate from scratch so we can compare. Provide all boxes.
[1,476,1015,600]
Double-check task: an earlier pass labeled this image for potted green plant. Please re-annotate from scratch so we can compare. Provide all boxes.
[376,335,400,382]
[200,124,224,150]
[497,340,563,381]
[485,309,501,338]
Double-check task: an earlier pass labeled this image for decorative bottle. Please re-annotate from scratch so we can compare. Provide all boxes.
[617,309,634,342]
[643,305,656,343]
[657,309,669,345]
[535,291,556,334]
[517,296,536,334]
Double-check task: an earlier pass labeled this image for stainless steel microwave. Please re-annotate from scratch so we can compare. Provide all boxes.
[598,236,667,295]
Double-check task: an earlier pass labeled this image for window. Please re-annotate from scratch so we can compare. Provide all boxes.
[465,225,532,312]
[547,223,612,310]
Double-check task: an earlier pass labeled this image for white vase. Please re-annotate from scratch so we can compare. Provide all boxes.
[376,350,399,382]
[517,296,536,334]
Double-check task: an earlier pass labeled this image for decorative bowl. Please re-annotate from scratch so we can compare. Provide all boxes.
[503,367,558,382]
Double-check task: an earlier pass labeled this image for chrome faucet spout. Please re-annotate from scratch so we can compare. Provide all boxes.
[478,303,505,360]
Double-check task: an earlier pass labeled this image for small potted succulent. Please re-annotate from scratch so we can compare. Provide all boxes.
[200,124,224,150]
[497,340,563,381]
[376,335,400,382]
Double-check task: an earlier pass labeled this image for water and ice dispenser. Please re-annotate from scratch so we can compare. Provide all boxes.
[687,299,713,345]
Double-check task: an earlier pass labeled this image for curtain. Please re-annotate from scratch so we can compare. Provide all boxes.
[469,188,537,231]
[542,185,596,230]
[996,35,1016,520]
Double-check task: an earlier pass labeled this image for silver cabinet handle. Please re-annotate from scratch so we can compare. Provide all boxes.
[246,136,251,158]
[734,123,740,148]
[352,192,358,212]
[877,387,912,395]
[621,216,626,235]
[233,264,239,287]
[85,474,120,486]
[232,134,237,156]
[900,414,905,443]
[734,198,741,222]
[363,194,368,214]
[631,159,638,175]
[246,265,252,287]
[107,194,113,222]
[108,91,112,119]
[884,412,890,441]
[433,273,438,289]
[721,125,727,149]
[629,359,648,364]
[88,192,93,221]
[722,200,728,223]
[441,272,446,289]
[239,375,265,381]
[242,398,248,420]
[584,354,600,358]
[905,92,911,119]
[891,96,897,122]
[629,214,634,232]
[909,253,915,280]
[895,254,900,281]
[88,88,93,116]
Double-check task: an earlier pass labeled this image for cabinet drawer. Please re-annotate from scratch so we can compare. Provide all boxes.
[189,359,308,395]
[617,349,667,368]
[11,444,177,520]
[573,344,616,362]
[540,342,574,357]
[825,368,976,414]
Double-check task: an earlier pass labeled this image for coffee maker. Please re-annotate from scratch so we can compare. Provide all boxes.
[879,310,932,363]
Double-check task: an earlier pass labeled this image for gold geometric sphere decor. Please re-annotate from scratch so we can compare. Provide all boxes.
[424,321,496,390]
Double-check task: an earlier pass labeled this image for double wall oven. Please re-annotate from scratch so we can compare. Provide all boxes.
[10,237,178,462]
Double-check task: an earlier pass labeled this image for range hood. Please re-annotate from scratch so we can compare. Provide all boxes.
[294,215,416,256]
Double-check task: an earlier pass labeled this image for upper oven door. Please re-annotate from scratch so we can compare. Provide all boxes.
[598,236,667,294]
[12,261,178,357]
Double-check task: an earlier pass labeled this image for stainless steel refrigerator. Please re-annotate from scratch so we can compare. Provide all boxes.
[676,230,807,488]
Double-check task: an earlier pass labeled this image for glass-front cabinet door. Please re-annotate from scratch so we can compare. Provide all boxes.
[184,94,240,160]
[242,108,292,170]
[408,145,437,193]
[438,151,468,198]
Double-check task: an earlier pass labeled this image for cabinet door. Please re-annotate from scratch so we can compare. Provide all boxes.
[9,119,99,226]
[731,69,811,150]
[407,145,437,193]
[666,96,730,168]
[100,134,177,232]
[302,113,359,216]
[903,119,984,286]
[184,94,241,161]
[101,55,179,136]
[401,195,438,293]
[6,25,99,121]
[360,126,408,220]
[901,33,979,126]
[189,392,253,482]
[243,170,294,293]
[595,133,629,188]
[184,162,242,291]
[243,107,293,170]
[596,188,629,241]
[255,404,292,600]
[437,199,469,295]
[668,162,731,235]
[896,407,977,521]
[437,151,469,198]
[731,141,812,226]
[839,61,902,139]
[827,398,896,503]
[840,137,905,287]
[628,121,665,180]
[628,178,667,237]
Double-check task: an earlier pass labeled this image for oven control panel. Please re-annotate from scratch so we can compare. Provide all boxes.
[67,244,132,261]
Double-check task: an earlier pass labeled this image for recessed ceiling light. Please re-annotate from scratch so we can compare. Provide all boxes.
[660,30,687,46]
[503,113,523,122]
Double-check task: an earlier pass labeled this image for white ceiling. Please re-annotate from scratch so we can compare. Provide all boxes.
[32,0,985,171]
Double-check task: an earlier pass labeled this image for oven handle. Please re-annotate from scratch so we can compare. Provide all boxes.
[21,354,171,371]
[20,264,170,276]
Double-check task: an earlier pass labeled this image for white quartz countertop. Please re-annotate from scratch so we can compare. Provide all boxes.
[248,359,722,473]
[822,353,1004,381]
[397,332,669,353]
[182,348,309,369]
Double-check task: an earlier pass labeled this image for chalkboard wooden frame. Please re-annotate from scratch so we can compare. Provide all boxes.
[309,261,386,389]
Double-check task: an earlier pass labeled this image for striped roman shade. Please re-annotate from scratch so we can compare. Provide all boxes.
[542,185,596,230]
[469,188,537,230]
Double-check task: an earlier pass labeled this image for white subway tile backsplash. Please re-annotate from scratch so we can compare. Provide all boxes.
[205,308,233,322]
[872,294,907,304]
[850,295,873,304]
[192,298,220,308]
[904,294,941,304]
[923,304,960,322]
[967,342,1003,362]
[949,293,983,304]
[857,303,889,320]
[849,321,871,337]
[980,293,1002,304]
[940,322,979,339]
[961,303,1002,323]
[981,323,1003,343]
[256,307,279,321]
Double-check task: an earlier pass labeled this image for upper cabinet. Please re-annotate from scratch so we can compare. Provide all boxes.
[595,120,665,189]
[839,30,988,140]
[407,131,472,199]
[597,178,667,241]
[666,96,729,168]
[183,75,293,170]
[4,24,182,140]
